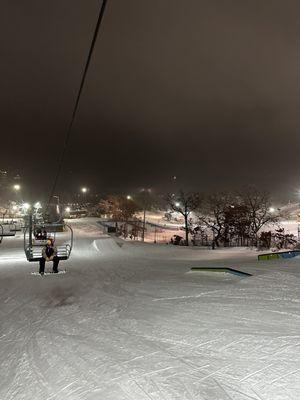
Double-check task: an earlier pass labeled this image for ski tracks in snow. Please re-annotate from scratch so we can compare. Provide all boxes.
[1,219,300,399]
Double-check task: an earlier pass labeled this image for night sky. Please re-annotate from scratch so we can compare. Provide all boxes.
[1,0,300,200]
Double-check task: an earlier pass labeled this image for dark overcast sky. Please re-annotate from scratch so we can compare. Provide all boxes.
[1,0,300,200]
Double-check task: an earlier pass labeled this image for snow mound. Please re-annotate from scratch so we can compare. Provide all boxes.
[92,237,124,255]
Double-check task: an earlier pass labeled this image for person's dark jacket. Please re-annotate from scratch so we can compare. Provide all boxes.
[42,245,57,259]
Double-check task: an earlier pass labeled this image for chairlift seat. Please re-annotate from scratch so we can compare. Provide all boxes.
[25,245,71,262]
[0,232,16,237]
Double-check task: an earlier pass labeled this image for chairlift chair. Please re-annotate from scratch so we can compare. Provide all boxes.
[24,221,73,262]
[10,222,22,232]
[0,222,16,237]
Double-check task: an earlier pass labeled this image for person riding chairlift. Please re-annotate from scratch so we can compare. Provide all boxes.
[35,229,43,240]
[35,229,47,241]
[39,238,59,275]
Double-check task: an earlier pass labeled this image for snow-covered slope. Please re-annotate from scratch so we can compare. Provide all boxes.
[0,218,299,399]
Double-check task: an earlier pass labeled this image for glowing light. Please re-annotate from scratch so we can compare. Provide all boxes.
[22,203,30,210]
[81,187,87,193]
[126,195,132,200]
[269,207,275,213]
[175,202,180,207]
[34,202,41,209]
[65,207,71,213]
[13,184,21,191]
[140,188,152,193]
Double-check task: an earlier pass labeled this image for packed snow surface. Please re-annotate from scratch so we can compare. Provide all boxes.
[0,218,300,399]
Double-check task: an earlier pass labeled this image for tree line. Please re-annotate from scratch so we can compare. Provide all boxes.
[96,188,294,249]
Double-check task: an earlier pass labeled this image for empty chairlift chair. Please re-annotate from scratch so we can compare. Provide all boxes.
[10,222,22,233]
[0,222,16,237]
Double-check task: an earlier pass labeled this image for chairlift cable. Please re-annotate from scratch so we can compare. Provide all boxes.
[46,0,108,210]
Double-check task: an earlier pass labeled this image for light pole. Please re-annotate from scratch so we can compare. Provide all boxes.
[140,188,151,242]
[13,184,21,204]
[81,187,88,205]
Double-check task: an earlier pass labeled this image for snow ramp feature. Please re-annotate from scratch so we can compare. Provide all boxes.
[190,267,252,277]
[92,238,124,255]
[258,250,300,261]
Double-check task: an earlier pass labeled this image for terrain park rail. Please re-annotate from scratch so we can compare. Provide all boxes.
[190,267,252,277]
[258,250,300,261]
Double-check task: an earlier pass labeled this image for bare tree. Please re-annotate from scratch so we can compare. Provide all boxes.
[258,231,272,250]
[166,191,200,246]
[240,188,277,245]
[99,196,140,229]
[135,189,154,242]
[198,193,234,247]
[198,189,277,248]
[273,227,297,250]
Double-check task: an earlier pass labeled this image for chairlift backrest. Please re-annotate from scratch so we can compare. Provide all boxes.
[0,222,16,237]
